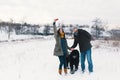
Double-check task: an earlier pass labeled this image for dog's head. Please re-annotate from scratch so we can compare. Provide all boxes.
[71,50,79,54]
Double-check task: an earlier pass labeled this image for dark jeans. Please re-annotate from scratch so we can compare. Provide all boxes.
[66,56,70,68]
[81,49,93,72]
[58,55,67,69]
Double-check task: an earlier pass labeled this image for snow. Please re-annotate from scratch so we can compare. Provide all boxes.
[0,39,120,80]
[0,31,8,41]
[99,31,111,37]
[0,32,54,42]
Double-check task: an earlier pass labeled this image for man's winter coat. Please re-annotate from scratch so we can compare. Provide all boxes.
[71,29,92,52]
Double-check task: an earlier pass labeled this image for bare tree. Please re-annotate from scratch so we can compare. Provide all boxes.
[92,18,103,39]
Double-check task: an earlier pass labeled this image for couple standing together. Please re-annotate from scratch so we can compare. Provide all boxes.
[53,19,93,75]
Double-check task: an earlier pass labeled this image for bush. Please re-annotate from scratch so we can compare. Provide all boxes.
[112,41,120,47]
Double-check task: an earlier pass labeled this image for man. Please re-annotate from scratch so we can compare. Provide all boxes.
[70,27,93,73]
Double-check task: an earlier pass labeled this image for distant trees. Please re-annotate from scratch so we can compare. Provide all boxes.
[0,21,93,38]
[0,18,120,40]
[0,20,41,40]
[109,29,120,40]
[92,18,105,39]
[43,25,50,35]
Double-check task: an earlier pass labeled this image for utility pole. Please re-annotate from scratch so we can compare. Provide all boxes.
[8,18,13,40]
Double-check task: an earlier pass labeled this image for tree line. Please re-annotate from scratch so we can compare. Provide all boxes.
[0,18,120,40]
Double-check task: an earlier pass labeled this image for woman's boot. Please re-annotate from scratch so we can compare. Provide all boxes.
[58,69,62,75]
[64,68,67,74]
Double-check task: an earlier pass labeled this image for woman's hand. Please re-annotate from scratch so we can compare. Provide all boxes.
[53,18,59,25]
[54,18,59,22]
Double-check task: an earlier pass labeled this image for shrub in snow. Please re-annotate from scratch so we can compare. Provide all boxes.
[112,41,120,47]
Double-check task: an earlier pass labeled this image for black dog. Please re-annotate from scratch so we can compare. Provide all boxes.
[66,50,79,74]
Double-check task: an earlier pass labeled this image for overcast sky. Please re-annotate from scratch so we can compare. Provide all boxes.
[0,0,120,26]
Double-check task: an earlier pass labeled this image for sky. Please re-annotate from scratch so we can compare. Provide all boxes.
[0,0,120,27]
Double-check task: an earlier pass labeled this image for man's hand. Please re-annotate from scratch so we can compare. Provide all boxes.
[70,48,74,51]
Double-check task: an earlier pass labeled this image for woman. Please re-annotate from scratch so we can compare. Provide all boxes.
[53,19,69,75]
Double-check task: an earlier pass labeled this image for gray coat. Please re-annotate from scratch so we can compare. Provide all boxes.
[53,22,69,56]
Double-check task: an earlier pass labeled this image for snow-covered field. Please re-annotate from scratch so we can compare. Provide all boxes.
[0,32,54,42]
[0,39,120,80]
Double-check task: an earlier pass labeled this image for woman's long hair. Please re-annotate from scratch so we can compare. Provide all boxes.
[57,28,65,38]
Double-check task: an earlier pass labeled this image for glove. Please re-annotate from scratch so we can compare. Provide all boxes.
[54,18,59,21]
